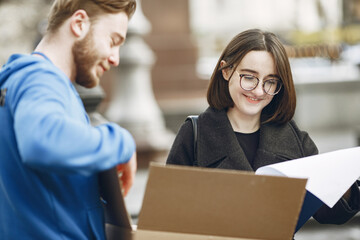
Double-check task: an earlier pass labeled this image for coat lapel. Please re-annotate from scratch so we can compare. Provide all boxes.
[193,108,314,172]
[196,108,253,171]
[252,121,305,170]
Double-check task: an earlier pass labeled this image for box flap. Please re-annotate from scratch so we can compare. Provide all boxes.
[98,167,132,229]
[133,229,261,240]
[105,223,133,240]
[103,227,261,240]
[138,163,307,240]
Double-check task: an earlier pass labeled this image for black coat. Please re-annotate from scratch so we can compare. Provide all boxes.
[166,107,359,225]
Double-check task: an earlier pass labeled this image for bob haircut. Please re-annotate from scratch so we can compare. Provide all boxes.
[47,0,136,33]
[207,29,296,124]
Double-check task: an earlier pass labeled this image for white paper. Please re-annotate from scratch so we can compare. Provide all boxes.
[255,147,360,208]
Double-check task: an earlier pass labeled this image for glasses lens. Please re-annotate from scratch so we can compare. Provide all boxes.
[240,75,258,90]
[264,79,282,95]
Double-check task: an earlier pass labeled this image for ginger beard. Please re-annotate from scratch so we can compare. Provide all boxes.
[72,28,100,88]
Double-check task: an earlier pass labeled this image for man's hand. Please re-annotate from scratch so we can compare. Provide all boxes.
[116,152,137,197]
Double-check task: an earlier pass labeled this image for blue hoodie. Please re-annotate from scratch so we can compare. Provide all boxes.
[0,54,135,239]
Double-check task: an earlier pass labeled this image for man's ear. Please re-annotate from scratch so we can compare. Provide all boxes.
[70,9,90,38]
[220,60,232,81]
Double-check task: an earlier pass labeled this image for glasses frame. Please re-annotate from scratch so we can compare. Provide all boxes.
[238,73,283,96]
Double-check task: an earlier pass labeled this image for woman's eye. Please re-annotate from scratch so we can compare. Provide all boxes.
[266,79,278,84]
[244,75,255,80]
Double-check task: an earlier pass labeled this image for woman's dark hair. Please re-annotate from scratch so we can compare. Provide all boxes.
[207,29,296,124]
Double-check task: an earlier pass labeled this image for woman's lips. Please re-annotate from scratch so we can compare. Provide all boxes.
[244,94,261,104]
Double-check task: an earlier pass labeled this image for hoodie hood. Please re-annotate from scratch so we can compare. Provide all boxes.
[0,54,42,88]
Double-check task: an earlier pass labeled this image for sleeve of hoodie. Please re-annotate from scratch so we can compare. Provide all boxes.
[10,65,135,176]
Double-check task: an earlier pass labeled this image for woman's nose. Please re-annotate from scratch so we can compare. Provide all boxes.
[252,81,265,96]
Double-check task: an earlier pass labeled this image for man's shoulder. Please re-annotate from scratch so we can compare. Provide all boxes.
[3,54,49,71]
[3,54,67,87]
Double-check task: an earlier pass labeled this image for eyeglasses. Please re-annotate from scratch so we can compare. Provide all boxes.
[238,73,283,96]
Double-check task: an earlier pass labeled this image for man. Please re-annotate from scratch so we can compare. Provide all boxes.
[0,0,137,239]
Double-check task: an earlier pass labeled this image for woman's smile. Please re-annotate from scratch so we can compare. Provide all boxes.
[244,94,263,104]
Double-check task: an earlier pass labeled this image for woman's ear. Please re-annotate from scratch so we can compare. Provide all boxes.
[70,9,90,38]
[220,60,232,81]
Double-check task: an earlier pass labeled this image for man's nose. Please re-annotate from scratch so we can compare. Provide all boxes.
[109,49,120,67]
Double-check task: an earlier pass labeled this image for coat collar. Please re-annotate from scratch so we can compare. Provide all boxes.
[197,107,253,171]
[196,107,304,171]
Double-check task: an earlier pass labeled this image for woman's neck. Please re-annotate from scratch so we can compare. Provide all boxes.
[227,107,260,133]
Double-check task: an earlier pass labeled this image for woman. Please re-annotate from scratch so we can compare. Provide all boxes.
[166,29,359,225]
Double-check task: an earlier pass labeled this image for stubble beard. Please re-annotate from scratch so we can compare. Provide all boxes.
[72,29,100,88]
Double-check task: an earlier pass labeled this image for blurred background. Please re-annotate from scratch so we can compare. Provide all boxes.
[1,0,360,239]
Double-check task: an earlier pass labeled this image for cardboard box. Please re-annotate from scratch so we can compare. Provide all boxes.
[100,163,307,240]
